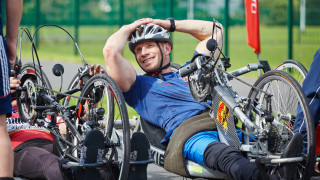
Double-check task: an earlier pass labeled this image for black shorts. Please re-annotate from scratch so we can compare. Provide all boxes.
[0,35,12,117]
[14,141,64,180]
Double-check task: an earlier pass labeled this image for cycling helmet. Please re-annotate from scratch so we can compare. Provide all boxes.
[129,24,172,53]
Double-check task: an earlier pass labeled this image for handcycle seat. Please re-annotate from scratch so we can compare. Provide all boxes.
[139,117,228,179]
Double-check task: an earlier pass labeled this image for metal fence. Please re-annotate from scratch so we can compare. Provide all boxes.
[15,0,320,25]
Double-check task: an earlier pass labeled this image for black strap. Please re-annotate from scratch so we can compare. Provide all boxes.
[167,17,176,32]
[145,42,170,79]
[148,62,171,79]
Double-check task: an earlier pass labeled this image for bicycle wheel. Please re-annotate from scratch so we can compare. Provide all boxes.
[62,72,81,107]
[274,60,308,86]
[76,74,130,180]
[17,62,53,122]
[62,66,109,107]
[247,70,315,179]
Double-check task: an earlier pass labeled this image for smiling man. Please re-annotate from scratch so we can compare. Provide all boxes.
[103,18,302,180]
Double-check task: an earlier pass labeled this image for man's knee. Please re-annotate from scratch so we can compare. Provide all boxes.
[203,141,242,169]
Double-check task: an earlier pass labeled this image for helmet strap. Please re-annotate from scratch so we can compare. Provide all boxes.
[148,42,172,78]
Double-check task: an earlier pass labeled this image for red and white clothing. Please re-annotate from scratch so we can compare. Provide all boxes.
[7,112,64,180]
[7,112,55,150]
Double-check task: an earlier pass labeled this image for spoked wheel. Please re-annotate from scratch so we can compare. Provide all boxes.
[274,60,308,86]
[247,70,315,180]
[62,65,109,108]
[62,69,115,159]
[75,74,130,180]
[62,72,82,107]
[17,63,53,122]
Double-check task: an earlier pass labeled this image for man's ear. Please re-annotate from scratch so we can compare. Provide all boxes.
[164,43,172,55]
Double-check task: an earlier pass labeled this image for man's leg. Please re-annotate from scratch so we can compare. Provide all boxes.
[184,131,260,180]
[203,133,303,180]
[14,146,64,180]
[203,142,260,180]
[0,115,13,177]
[0,34,14,178]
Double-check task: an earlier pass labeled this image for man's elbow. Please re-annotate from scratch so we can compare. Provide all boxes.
[103,45,117,63]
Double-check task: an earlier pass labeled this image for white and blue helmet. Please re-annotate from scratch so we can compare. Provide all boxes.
[129,24,172,53]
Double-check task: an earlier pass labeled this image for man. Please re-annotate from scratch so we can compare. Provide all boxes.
[294,49,320,173]
[103,18,302,179]
[0,0,23,179]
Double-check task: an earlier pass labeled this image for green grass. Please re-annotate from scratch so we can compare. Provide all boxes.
[18,25,319,117]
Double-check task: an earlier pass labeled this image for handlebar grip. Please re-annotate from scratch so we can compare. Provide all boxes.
[179,61,198,77]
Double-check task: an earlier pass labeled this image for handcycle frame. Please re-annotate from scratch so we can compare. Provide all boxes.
[137,65,310,179]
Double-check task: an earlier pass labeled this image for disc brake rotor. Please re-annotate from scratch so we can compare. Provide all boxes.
[19,79,37,120]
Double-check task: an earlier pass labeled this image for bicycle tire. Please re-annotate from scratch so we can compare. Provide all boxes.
[17,62,53,122]
[62,72,81,107]
[62,72,89,161]
[62,66,110,107]
[62,71,115,159]
[247,70,315,180]
[274,60,308,86]
[77,74,130,180]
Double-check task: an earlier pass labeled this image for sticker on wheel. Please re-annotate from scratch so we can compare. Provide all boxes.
[216,100,230,129]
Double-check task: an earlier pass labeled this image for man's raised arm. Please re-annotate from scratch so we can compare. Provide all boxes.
[103,19,153,91]
[151,19,223,58]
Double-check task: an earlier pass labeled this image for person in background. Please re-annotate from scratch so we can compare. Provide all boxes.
[0,0,23,179]
[294,49,320,173]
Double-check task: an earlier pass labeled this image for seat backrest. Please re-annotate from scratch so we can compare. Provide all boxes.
[139,63,181,150]
[140,117,167,150]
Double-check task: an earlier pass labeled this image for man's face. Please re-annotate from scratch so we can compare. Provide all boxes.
[134,41,163,72]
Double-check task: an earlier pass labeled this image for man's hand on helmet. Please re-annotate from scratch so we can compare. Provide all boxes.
[127,18,172,34]
[127,18,153,34]
[148,19,171,31]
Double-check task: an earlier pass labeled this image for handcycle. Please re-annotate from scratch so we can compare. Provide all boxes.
[14,25,131,180]
[125,26,315,179]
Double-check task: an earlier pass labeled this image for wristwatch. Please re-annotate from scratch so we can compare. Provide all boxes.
[167,17,176,32]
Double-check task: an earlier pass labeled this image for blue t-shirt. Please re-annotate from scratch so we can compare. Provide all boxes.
[123,70,208,144]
